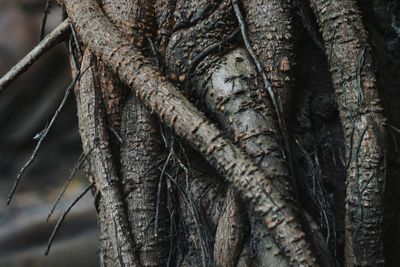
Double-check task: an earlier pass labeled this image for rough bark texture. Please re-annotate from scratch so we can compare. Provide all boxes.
[242,0,294,114]
[98,0,170,265]
[65,0,319,265]
[0,0,400,267]
[75,51,140,266]
[121,96,169,266]
[191,46,333,266]
[191,47,294,266]
[165,0,236,83]
[3,0,398,266]
[308,0,387,266]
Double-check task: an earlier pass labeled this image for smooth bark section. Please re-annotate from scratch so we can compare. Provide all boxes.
[308,0,386,266]
[0,20,70,91]
[65,0,318,265]
[75,51,140,266]
[214,188,247,267]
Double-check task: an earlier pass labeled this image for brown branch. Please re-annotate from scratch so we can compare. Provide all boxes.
[64,0,319,265]
[99,0,170,265]
[0,19,70,92]
[121,95,170,266]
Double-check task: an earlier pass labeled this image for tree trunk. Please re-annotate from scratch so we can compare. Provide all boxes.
[5,0,400,265]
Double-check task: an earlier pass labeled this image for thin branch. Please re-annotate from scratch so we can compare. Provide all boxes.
[69,23,83,58]
[7,69,85,205]
[0,19,70,92]
[44,182,93,255]
[47,151,89,221]
[39,0,53,41]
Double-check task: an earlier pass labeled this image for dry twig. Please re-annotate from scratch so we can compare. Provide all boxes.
[47,152,90,221]
[0,20,70,92]
[7,68,87,205]
[39,0,53,41]
[44,182,94,255]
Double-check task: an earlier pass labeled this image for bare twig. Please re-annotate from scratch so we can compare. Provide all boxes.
[44,182,94,255]
[69,23,83,58]
[47,151,89,221]
[39,0,53,41]
[7,69,87,205]
[0,20,70,92]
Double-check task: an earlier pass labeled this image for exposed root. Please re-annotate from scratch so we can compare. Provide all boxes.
[232,0,297,193]
[213,187,248,267]
[121,95,170,266]
[75,50,140,266]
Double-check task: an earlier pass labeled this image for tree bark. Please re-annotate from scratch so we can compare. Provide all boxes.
[1,0,397,265]
[308,0,387,265]
[65,0,319,265]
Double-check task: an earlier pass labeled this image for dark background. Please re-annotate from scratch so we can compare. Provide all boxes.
[0,1,98,266]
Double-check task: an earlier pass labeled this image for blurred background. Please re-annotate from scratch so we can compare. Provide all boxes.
[0,1,98,266]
